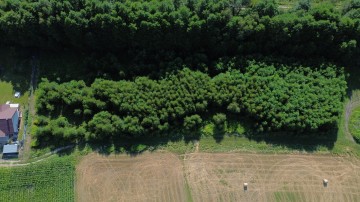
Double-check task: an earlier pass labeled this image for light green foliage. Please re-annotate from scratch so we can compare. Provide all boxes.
[0,155,75,202]
[349,106,360,142]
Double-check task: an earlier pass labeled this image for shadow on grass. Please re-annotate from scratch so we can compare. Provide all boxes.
[34,131,190,157]
[244,127,338,152]
[213,126,226,143]
[0,47,33,94]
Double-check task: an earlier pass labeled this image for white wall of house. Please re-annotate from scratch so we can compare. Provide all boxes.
[11,110,19,133]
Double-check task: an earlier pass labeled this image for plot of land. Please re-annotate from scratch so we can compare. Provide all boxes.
[76,152,187,202]
[185,153,360,202]
[77,152,360,202]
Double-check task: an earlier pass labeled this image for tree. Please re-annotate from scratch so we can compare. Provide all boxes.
[184,114,203,130]
[252,0,279,17]
[213,113,227,127]
[294,0,311,11]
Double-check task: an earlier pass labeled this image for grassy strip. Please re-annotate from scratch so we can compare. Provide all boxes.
[333,101,360,156]
[349,106,360,142]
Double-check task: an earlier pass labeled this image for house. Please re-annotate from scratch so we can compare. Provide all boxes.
[0,103,20,146]
[2,144,19,158]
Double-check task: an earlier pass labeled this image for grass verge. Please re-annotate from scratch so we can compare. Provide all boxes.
[349,106,360,142]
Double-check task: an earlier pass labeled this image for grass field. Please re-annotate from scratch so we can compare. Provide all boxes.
[349,106,360,142]
[76,152,360,202]
[0,155,75,202]
[76,152,188,202]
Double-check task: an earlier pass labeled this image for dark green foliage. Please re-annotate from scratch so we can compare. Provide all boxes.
[213,113,227,126]
[294,0,311,11]
[343,0,360,18]
[184,115,203,130]
[252,0,279,17]
[34,62,346,144]
[0,0,358,65]
[241,62,346,132]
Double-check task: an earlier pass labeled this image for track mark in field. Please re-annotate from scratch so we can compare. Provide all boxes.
[184,153,360,202]
[77,152,360,202]
[76,152,186,202]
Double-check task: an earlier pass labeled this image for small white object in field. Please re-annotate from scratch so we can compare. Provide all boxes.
[14,92,21,98]
[244,183,248,191]
[323,179,328,187]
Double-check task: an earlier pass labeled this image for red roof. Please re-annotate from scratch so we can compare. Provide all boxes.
[0,104,17,137]
[0,104,17,119]
[0,119,13,137]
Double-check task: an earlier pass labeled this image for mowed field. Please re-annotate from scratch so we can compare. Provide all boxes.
[77,152,360,202]
[76,152,188,202]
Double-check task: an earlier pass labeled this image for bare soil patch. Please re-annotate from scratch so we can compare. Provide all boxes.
[184,153,360,202]
[76,152,187,202]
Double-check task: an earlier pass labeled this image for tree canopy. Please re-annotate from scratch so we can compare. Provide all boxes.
[34,62,346,145]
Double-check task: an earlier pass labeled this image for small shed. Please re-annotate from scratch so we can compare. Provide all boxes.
[2,144,18,158]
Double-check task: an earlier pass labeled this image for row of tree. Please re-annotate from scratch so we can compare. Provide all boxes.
[0,0,359,64]
[34,62,346,145]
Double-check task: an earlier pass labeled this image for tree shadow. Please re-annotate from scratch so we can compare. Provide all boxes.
[213,125,226,143]
[0,47,32,94]
[245,126,338,152]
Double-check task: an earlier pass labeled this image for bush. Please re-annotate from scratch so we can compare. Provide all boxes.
[213,113,227,126]
[252,0,279,17]
[295,0,311,11]
[184,115,203,130]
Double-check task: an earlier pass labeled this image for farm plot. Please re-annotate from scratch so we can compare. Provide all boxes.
[0,155,75,202]
[184,153,360,202]
[76,152,187,202]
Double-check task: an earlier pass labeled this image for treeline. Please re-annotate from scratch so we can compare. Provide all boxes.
[0,0,359,64]
[33,62,346,145]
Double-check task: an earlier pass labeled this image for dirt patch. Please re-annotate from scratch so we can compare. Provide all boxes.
[76,152,187,202]
[184,153,360,202]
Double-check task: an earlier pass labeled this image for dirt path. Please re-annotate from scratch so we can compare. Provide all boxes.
[0,145,74,167]
[345,90,360,142]
[17,56,38,161]
[194,141,199,153]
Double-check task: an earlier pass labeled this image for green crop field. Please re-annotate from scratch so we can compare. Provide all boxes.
[0,155,75,202]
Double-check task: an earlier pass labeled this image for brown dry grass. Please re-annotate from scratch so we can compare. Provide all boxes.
[185,153,360,202]
[77,152,360,202]
[76,152,187,202]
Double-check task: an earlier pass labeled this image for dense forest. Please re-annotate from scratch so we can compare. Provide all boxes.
[0,0,356,145]
[0,0,359,67]
[33,62,346,145]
